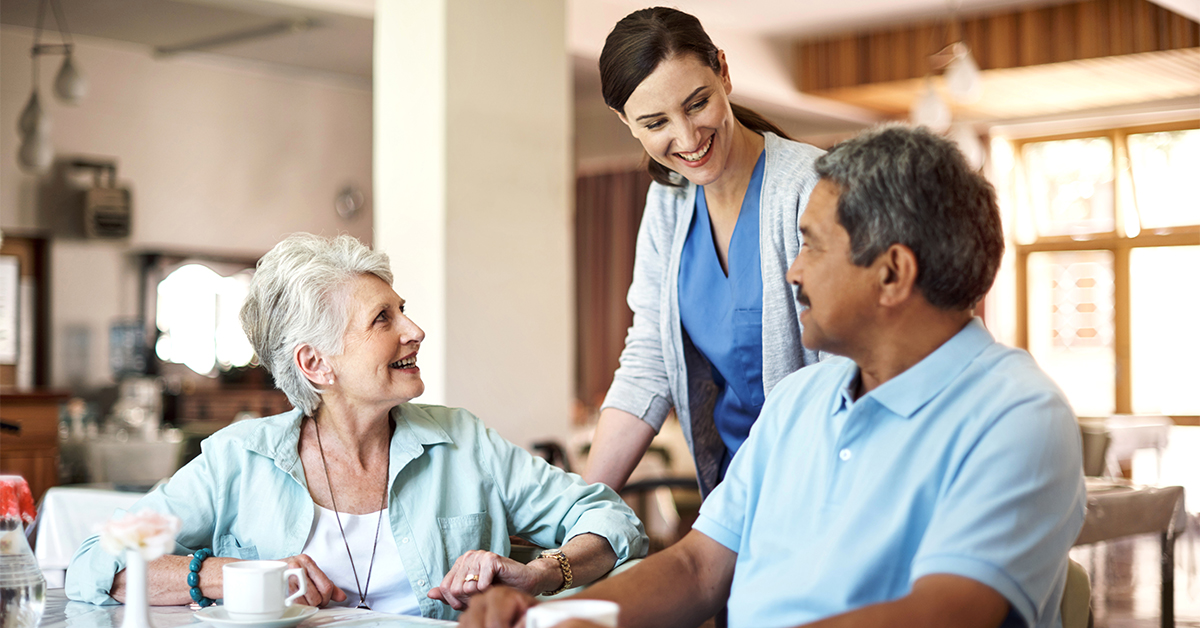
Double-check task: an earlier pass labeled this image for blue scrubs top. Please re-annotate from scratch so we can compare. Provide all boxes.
[678,152,767,479]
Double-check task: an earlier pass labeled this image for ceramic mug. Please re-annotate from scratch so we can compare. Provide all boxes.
[523,600,620,628]
[222,560,308,621]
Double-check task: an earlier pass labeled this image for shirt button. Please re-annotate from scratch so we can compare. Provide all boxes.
[839,448,852,461]
[402,537,410,544]
[417,579,426,587]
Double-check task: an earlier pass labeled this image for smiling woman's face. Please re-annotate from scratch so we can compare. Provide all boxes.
[325,274,425,412]
[618,53,736,187]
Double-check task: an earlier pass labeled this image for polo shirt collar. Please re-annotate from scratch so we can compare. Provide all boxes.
[863,317,994,419]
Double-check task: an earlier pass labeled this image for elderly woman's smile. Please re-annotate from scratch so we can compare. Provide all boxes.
[325,274,426,406]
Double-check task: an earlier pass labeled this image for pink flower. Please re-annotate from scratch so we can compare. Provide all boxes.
[0,476,37,524]
[99,509,182,561]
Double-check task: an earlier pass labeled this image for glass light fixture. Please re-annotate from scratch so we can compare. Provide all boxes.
[15,0,87,174]
[17,131,54,174]
[16,92,48,138]
[910,80,952,134]
[944,44,983,104]
[53,53,87,104]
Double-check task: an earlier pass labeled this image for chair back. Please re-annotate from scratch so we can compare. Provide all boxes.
[1061,557,1092,628]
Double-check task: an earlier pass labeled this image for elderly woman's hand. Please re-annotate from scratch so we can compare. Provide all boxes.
[455,586,538,627]
[428,550,557,611]
[280,554,347,608]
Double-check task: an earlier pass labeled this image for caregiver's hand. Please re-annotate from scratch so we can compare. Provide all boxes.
[455,586,539,628]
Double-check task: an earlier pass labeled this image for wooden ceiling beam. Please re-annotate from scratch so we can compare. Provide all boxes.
[795,0,1199,92]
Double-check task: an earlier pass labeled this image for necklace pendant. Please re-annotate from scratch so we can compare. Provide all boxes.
[356,601,371,610]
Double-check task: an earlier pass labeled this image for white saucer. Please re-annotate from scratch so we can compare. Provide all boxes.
[195,605,318,628]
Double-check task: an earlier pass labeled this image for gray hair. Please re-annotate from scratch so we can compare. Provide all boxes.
[815,124,1004,310]
[239,233,393,416]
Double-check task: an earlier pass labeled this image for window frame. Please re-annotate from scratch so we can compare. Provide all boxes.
[1010,119,1200,423]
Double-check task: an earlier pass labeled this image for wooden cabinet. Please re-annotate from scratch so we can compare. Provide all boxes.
[0,391,67,503]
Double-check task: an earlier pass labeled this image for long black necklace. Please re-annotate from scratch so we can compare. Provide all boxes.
[314,418,387,610]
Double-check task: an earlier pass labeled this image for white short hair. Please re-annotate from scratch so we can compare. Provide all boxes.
[239,233,393,416]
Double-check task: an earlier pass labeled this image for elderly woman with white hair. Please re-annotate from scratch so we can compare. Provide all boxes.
[66,233,647,619]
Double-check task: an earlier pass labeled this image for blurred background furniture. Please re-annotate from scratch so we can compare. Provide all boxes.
[1075,482,1187,628]
[29,484,145,588]
[1079,415,1173,480]
[0,391,68,503]
[1061,558,1092,628]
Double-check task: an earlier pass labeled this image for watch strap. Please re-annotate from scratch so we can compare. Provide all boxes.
[540,549,573,595]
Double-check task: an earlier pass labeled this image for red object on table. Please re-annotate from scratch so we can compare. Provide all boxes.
[0,475,38,524]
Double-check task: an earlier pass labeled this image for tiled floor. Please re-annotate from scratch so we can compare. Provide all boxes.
[1072,426,1200,628]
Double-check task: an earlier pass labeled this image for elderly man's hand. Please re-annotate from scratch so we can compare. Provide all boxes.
[429,550,554,611]
[456,587,539,628]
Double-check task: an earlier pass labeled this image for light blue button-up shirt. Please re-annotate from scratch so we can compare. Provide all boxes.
[693,319,1086,628]
[66,404,647,619]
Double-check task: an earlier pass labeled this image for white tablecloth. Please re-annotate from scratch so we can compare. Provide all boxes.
[34,486,145,587]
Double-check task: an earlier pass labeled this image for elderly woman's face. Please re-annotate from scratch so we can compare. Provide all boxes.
[325,274,425,409]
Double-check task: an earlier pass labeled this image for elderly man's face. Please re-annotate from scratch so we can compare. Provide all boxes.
[787,179,879,357]
[326,274,425,410]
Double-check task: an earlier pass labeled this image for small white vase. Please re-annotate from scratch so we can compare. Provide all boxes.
[121,549,154,628]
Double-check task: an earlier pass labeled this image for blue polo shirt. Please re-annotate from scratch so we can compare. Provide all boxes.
[692,319,1086,628]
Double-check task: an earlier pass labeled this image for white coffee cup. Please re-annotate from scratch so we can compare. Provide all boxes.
[222,560,308,621]
[523,600,620,628]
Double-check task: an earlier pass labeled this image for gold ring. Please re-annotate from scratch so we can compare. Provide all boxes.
[464,574,479,583]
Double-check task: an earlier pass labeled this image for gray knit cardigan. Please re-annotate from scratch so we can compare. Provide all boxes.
[600,132,825,496]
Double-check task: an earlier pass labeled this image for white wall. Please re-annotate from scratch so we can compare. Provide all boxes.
[376,0,574,449]
[0,27,373,390]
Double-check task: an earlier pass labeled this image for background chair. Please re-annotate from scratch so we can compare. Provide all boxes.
[1062,557,1093,628]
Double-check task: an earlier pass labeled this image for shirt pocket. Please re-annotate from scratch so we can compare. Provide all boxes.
[216,534,260,560]
[437,512,492,564]
[732,308,766,407]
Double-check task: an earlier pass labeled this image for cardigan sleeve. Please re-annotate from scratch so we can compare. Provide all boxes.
[599,182,681,432]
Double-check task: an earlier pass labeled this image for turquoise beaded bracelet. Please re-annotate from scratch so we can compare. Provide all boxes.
[188,548,215,607]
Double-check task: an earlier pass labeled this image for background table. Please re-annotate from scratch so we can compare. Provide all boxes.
[32,486,145,587]
[1075,481,1187,628]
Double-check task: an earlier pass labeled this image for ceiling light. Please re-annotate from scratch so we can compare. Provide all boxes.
[18,131,54,174]
[944,44,983,104]
[16,0,88,174]
[53,53,87,104]
[910,80,952,134]
[17,92,49,138]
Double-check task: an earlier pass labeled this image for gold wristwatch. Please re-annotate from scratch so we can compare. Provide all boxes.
[539,548,573,595]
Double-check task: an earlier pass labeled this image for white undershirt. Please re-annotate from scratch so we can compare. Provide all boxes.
[301,505,420,615]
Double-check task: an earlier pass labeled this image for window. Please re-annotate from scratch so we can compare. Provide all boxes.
[1007,122,1200,421]
[141,255,257,378]
[155,264,255,376]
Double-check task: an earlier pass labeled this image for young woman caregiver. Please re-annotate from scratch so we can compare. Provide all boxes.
[583,7,825,497]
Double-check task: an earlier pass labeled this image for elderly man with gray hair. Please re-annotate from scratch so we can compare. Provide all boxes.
[463,125,1087,628]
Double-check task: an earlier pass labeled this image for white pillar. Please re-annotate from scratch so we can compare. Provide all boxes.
[375,0,573,449]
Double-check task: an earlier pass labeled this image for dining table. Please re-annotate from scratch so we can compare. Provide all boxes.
[36,589,457,628]
[1075,479,1188,628]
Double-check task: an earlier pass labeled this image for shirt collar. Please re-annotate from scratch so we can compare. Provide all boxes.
[860,317,994,419]
[241,404,453,469]
[828,358,860,416]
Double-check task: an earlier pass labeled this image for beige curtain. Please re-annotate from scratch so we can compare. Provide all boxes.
[575,168,652,420]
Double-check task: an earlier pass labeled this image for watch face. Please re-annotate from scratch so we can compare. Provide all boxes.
[541,549,562,558]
